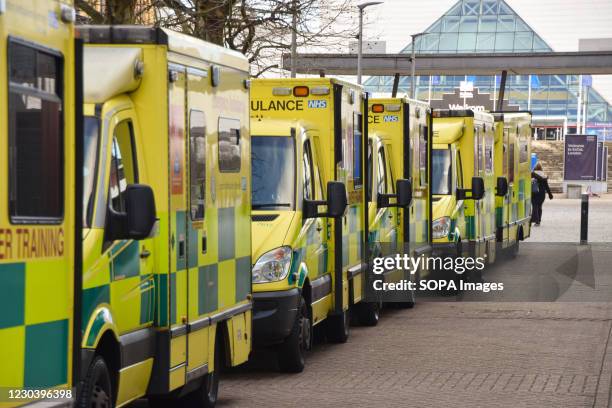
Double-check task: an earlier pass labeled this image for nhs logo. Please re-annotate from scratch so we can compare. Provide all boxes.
[384,115,399,122]
[308,100,327,109]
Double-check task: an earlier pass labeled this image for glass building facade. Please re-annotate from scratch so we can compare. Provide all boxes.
[364,0,612,140]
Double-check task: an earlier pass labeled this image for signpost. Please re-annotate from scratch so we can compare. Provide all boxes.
[564,134,598,181]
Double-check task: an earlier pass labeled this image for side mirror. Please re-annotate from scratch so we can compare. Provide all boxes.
[396,179,413,207]
[326,181,348,218]
[303,181,347,219]
[471,177,485,200]
[496,177,508,197]
[108,184,157,241]
[377,179,413,208]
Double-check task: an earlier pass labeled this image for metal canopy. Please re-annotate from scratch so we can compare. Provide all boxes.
[282,51,612,76]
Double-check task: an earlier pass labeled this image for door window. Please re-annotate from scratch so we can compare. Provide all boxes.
[303,140,315,200]
[377,147,388,195]
[109,120,137,213]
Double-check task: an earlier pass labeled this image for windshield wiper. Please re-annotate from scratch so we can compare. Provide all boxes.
[252,203,292,209]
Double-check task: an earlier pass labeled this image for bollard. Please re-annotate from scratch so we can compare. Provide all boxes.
[580,193,589,245]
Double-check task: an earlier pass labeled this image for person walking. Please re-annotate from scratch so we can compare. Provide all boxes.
[531,163,553,226]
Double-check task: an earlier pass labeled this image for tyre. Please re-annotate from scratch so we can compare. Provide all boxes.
[325,309,350,343]
[78,356,112,408]
[356,301,381,326]
[277,297,311,373]
[510,235,520,258]
[182,333,221,408]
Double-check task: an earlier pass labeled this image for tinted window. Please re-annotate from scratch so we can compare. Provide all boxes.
[251,136,295,210]
[377,148,387,195]
[109,121,137,213]
[189,110,206,220]
[218,117,241,172]
[8,42,63,221]
[303,141,315,200]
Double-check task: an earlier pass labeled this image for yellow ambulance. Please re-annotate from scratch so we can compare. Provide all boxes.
[249,78,370,372]
[492,111,532,255]
[76,26,252,407]
[1,1,79,406]
[368,98,432,302]
[431,109,496,265]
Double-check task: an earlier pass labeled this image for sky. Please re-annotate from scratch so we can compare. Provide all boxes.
[359,0,612,102]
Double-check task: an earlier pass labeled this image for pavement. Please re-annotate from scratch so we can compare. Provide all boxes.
[131,199,612,407]
[530,195,612,242]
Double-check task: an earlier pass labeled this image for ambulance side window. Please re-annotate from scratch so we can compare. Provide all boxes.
[109,120,137,213]
[8,41,63,222]
[302,140,315,201]
[189,110,206,220]
[218,117,241,172]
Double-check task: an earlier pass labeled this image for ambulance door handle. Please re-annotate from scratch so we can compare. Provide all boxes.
[316,221,323,232]
[140,249,151,259]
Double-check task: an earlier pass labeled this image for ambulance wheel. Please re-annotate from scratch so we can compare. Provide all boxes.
[182,333,221,408]
[78,356,112,408]
[356,301,381,326]
[510,236,520,258]
[326,309,350,343]
[278,298,310,373]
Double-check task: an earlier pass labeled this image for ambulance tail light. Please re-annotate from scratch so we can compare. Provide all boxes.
[272,87,292,96]
[371,104,384,113]
[293,86,309,97]
[310,86,330,95]
[385,104,401,112]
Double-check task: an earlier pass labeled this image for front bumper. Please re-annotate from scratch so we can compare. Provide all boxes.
[252,287,300,347]
[431,242,459,258]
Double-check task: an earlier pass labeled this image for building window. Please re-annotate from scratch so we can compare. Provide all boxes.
[8,41,63,222]
[218,117,241,172]
[189,110,206,220]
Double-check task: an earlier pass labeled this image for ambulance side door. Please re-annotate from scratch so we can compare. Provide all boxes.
[105,110,155,334]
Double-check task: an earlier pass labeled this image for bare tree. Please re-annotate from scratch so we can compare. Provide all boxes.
[77,0,366,77]
[76,0,157,24]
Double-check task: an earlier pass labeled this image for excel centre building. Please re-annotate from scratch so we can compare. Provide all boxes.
[364,0,612,141]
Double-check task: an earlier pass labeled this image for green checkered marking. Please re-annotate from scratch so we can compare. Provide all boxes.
[25,319,68,387]
[496,207,503,227]
[0,262,25,329]
[155,274,168,326]
[198,265,218,315]
[466,215,476,239]
[140,276,154,324]
[235,256,252,302]
[218,207,236,261]
[81,284,110,332]
[112,241,140,280]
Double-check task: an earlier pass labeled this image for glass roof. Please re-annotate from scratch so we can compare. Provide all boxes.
[399,0,551,54]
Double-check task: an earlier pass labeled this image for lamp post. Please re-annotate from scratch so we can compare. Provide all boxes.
[357,1,383,84]
[410,32,427,99]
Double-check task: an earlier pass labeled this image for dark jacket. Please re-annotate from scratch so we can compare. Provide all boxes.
[531,171,552,202]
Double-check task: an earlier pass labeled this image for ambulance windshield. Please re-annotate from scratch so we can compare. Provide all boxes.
[83,116,100,226]
[252,136,295,210]
[432,149,452,195]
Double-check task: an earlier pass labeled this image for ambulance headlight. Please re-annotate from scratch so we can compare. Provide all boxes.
[432,217,451,239]
[252,246,293,283]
